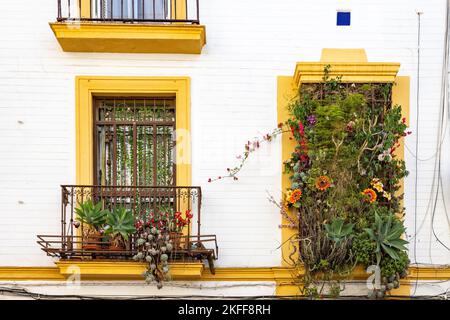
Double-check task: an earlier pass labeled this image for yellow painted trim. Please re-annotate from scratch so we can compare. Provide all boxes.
[294,62,400,85]
[392,76,410,205]
[277,76,298,267]
[200,267,301,282]
[50,23,206,54]
[320,48,368,63]
[294,48,400,86]
[76,76,191,186]
[80,0,90,19]
[56,261,204,280]
[2,265,447,283]
[408,266,450,280]
[0,267,65,281]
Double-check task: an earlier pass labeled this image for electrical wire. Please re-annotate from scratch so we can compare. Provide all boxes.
[412,11,422,295]
[0,286,447,300]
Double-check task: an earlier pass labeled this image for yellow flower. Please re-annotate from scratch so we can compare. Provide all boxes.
[371,178,384,193]
[383,191,392,201]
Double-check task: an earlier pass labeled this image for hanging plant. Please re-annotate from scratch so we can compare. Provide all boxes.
[133,208,192,289]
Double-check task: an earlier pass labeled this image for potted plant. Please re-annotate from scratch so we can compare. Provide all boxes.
[74,199,108,251]
[167,209,193,249]
[104,206,136,251]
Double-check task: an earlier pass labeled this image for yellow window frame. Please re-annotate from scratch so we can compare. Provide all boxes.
[75,76,191,187]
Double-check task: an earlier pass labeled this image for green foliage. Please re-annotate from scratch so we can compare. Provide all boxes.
[313,104,346,153]
[340,93,366,115]
[104,206,136,241]
[324,218,354,244]
[351,233,376,265]
[380,250,409,278]
[75,199,108,229]
[364,213,408,265]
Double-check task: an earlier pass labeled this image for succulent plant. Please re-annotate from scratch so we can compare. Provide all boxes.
[104,206,136,242]
[364,213,408,265]
[324,217,354,244]
[133,252,144,260]
[160,254,169,262]
[74,199,108,230]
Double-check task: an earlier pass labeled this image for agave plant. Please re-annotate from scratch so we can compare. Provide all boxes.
[74,199,108,231]
[364,213,408,265]
[324,217,354,244]
[104,206,136,245]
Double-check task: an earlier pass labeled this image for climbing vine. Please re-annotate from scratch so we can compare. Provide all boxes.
[210,66,411,298]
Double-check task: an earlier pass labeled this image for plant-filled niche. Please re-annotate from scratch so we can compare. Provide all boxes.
[209,67,411,298]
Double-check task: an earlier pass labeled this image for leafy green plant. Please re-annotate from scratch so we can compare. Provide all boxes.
[364,213,408,265]
[324,218,354,244]
[351,234,376,265]
[75,199,108,230]
[104,206,136,243]
[380,250,409,278]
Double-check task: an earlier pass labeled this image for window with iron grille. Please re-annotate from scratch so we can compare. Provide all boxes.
[94,97,176,187]
[91,0,168,20]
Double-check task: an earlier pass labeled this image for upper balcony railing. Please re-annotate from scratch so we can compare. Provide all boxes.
[57,0,200,24]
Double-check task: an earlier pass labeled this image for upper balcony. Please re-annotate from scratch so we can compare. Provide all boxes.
[50,0,206,54]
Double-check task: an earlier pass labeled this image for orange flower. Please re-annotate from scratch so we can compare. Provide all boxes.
[361,188,377,203]
[315,176,331,191]
[288,189,302,204]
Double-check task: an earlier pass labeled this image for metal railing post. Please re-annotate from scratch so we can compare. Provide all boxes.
[57,0,62,21]
[196,0,200,24]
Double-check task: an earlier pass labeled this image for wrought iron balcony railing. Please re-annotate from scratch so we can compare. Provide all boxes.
[37,185,218,272]
[57,0,200,24]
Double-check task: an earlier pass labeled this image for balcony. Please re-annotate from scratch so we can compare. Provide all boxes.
[50,0,206,54]
[37,185,218,279]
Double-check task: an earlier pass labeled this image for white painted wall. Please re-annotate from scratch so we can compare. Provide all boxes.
[0,281,277,299]
[0,0,449,272]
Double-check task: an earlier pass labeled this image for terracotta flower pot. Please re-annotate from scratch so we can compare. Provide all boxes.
[109,242,127,251]
[170,232,183,249]
[108,235,127,251]
[82,231,102,251]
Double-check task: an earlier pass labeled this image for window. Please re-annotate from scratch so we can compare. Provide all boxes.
[337,11,351,26]
[94,97,176,187]
[92,0,168,20]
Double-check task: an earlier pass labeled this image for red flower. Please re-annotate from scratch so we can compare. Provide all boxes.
[135,219,143,230]
[186,209,193,220]
[298,121,305,136]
